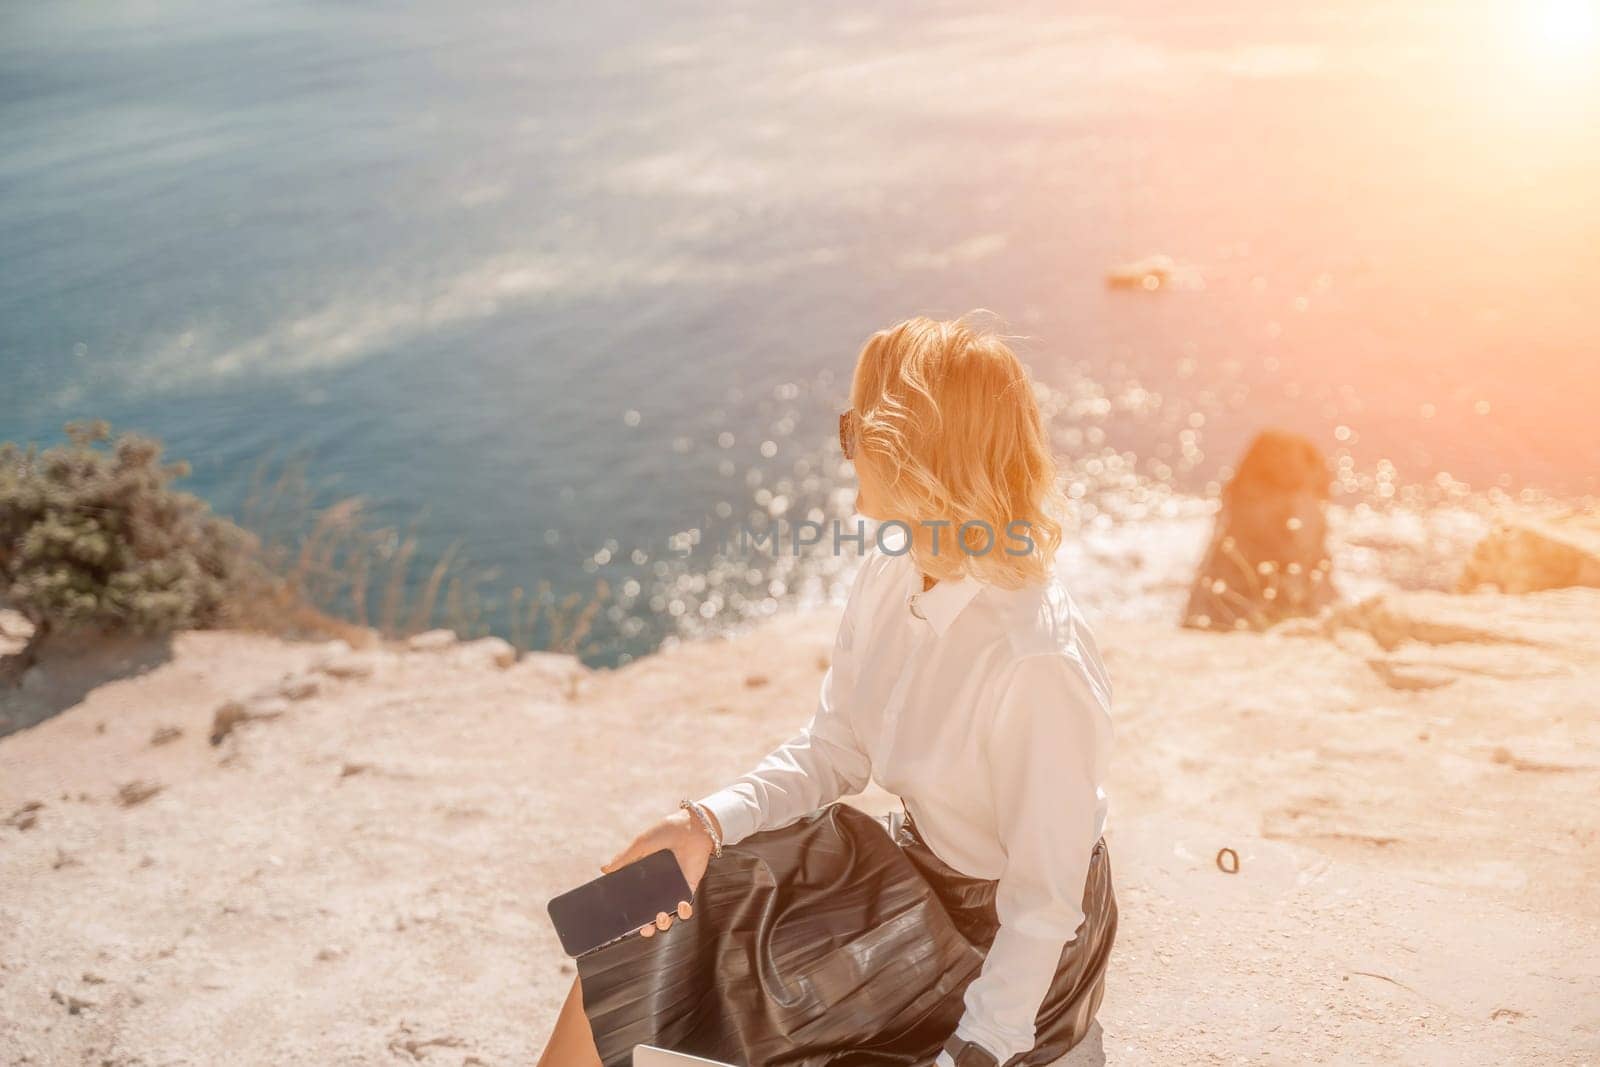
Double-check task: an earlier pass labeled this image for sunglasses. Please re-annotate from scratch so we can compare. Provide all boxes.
[838,410,858,460]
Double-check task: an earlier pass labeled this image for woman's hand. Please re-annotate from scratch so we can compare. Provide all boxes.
[601,807,719,937]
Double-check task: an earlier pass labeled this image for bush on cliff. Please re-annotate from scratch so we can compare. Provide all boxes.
[2,421,610,687]
[0,420,274,679]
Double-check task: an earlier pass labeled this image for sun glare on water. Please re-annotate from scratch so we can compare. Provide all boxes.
[1526,0,1598,66]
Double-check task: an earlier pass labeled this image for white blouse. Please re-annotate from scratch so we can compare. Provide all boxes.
[696,541,1115,1066]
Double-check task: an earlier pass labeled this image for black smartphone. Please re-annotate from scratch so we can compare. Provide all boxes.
[547,848,693,957]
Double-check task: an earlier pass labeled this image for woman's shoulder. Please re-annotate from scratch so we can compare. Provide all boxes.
[981,568,1111,693]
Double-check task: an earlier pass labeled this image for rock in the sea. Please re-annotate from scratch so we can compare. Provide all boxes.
[1182,430,1338,631]
[1107,254,1173,290]
[407,628,459,652]
[1106,253,1201,292]
[1456,511,1600,594]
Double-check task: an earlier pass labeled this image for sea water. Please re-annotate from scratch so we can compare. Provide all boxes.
[3,1,1595,663]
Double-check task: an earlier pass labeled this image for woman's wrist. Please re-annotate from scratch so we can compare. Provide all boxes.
[678,799,724,856]
[698,804,724,841]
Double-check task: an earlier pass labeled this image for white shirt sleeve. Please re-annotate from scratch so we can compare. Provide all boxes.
[694,563,873,847]
[948,651,1114,1064]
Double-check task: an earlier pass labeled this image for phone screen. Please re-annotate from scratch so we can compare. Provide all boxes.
[546,848,693,957]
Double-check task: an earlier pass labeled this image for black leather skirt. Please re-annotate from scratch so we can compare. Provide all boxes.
[575,801,1117,1067]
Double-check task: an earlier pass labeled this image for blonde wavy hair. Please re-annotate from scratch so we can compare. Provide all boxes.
[848,312,1065,588]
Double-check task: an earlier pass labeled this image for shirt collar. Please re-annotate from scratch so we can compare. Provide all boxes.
[903,556,984,637]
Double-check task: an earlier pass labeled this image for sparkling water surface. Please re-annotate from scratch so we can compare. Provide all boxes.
[3,1,1595,662]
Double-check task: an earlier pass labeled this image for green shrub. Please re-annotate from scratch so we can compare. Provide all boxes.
[2,420,609,679]
[0,420,269,642]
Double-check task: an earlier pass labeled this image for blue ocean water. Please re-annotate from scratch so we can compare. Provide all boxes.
[3,1,1596,662]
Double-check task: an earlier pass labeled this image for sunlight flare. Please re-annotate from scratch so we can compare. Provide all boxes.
[1527,0,1598,65]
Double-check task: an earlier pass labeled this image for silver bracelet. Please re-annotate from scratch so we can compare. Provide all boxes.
[679,798,724,857]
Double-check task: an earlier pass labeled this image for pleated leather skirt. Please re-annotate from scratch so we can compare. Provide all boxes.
[575,801,1117,1067]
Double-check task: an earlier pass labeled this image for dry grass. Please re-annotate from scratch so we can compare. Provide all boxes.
[232,453,607,656]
